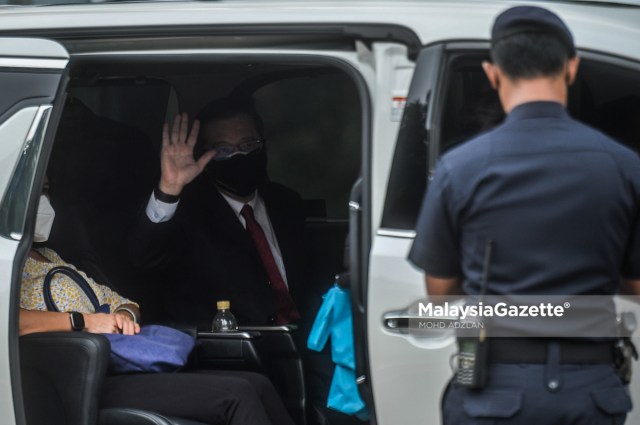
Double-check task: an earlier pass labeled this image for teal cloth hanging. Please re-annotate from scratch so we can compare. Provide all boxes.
[307,283,369,420]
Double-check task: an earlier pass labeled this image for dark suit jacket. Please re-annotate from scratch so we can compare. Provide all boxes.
[129,175,305,326]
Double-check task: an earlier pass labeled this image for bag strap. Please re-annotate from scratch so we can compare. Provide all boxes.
[43,265,110,313]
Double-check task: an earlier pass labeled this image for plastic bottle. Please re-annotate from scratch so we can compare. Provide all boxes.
[212,300,238,332]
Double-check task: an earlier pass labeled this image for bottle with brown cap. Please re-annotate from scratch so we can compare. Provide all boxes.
[212,300,238,332]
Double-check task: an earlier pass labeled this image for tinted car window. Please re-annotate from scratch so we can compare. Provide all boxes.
[254,72,361,220]
[381,48,640,232]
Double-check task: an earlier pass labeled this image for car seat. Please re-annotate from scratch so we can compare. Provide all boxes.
[19,331,206,425]
[47,96,165,321]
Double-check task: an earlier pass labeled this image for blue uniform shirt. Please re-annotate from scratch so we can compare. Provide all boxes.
[409,101,640,296]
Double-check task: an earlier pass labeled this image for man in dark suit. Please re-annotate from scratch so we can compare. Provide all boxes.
[129,97,304,326]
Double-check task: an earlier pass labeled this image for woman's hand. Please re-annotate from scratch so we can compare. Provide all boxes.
[84,313,140,335]
[115,311,141,335]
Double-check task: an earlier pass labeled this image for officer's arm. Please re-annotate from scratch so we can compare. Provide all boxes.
[620,279,640,295]
[425,275,463,298]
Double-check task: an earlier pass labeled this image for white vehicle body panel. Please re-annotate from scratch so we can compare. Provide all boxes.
[0,237,19,425]
[0,109,43,204]
[0,37,68,425]
[0,2,638,425]
[0,1,636,59]
[0,108,54,425]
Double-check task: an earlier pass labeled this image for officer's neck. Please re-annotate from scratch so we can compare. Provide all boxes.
[500,75,567,114]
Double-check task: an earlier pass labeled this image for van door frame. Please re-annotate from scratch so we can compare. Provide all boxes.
[0,39,70,425]
[371,40,640,425]
[11,45,385,424]
[2,23,422,423]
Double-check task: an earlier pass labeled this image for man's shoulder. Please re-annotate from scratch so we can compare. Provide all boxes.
[570,118,640,168]
[444,116,639,162]
[438,130,495,175]
[260,181,302,203]
[259,181,305,225]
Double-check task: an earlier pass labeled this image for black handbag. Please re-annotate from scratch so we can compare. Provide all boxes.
[44,266,110,313]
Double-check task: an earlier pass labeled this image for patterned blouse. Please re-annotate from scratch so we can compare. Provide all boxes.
[21,248,137,314]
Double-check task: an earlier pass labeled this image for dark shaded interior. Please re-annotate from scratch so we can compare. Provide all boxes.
[381,50,640,232]
[43,56,364,425]
[441,54,640,154]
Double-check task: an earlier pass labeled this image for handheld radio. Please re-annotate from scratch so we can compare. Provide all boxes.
[455,240,492,389]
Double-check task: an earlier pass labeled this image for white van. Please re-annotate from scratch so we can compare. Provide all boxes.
[1,1,640,424]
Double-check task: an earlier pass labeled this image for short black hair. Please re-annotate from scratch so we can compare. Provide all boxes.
[491,32,572,79]
[195,96,264,157]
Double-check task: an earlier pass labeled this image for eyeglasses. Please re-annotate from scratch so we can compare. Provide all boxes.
[207,139,264,161]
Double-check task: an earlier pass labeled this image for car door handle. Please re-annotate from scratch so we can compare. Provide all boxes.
[383,312,457,334]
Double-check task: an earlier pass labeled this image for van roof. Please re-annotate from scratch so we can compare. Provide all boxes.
[0,1,638,61]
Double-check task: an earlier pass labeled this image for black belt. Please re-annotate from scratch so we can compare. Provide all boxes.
[488,338,614,364]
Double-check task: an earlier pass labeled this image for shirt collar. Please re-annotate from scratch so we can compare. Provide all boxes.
[219,190,258,217]
[505,101,569,123]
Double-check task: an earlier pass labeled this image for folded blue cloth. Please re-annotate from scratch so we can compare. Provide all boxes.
[308,284,369,420]
[105,325,196,373]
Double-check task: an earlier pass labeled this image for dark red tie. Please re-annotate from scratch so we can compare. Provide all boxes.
[240,204,300,324]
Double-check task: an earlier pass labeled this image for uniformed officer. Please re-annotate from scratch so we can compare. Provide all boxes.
[408,6,640,424]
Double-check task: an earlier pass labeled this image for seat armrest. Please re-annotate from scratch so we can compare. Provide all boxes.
[198,331,260,339]
[238,324,298,332]
[153,322,199,339]
[194,331,263,371]
[99,408,207,425]
[20,332,110,425]
[195,328,306,425]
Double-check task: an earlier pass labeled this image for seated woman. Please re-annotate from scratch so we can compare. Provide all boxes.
[19,187,296,425]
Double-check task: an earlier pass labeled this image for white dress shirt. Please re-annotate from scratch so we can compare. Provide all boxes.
[145,189,289,287]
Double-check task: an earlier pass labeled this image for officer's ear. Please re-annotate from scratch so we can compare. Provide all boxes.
[482,61,500,91]
[565,56,580,86]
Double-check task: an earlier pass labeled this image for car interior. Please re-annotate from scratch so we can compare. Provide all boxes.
[439,52,640,155]
[18,45,640,425]
[20,54,364,425]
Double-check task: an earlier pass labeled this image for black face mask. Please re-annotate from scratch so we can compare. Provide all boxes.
[207,151,267,197]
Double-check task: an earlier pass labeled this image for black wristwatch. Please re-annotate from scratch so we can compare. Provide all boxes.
[69,312,85,331]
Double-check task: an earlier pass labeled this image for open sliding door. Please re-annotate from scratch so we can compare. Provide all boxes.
[0,38,69,425]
